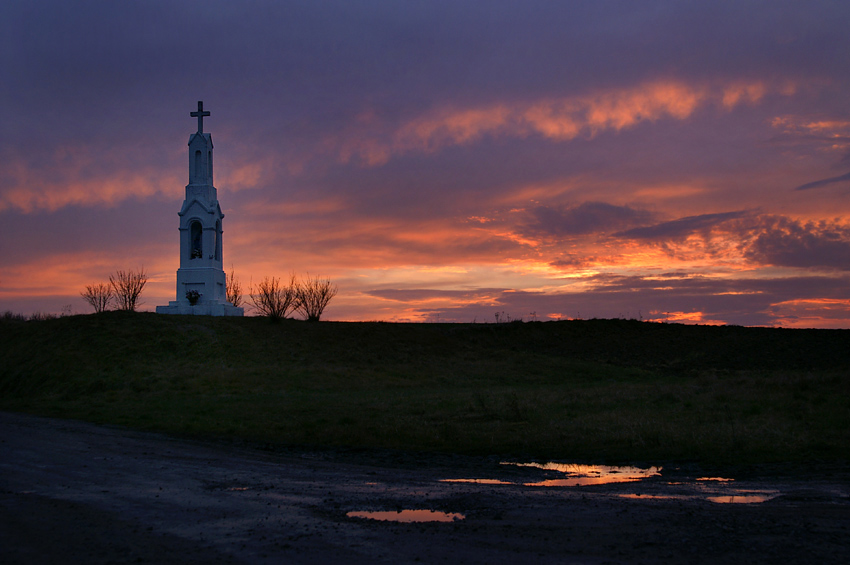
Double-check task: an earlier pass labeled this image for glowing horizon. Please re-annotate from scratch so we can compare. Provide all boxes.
[2,2,850,327]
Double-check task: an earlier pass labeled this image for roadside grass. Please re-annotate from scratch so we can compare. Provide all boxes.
[1,312,848,466]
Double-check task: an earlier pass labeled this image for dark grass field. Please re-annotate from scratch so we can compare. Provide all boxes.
[1,312,848,466]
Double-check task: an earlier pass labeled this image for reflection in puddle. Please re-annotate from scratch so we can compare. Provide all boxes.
[440,479,512,485]
[503,462,662,486]
[618,494,690,501]
[440,462,782,504]
[347,510,465,523]
[707,493,779,504]
[619,492,779,504]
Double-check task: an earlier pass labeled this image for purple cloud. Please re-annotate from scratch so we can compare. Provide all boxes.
[615,210,752,241]
[794,171,850,191]
[743,217,850,270]
[524,202,655,237]
[379,273,850,327]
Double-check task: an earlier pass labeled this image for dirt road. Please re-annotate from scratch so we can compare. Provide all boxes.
[1,412,847,564]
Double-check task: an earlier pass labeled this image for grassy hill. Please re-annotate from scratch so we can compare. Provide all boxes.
[1,312,848,466]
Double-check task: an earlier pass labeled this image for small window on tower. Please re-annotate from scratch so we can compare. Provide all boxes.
[194,150,202,181]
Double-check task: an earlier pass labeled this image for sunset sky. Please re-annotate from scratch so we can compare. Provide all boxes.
[2,1,850,326]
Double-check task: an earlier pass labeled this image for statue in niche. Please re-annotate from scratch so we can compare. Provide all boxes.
[190,221,203,259]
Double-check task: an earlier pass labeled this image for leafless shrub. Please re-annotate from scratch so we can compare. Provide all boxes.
[295,274,338,322]
[494,311,522,324]
[81,283,113,313]
[250,274,299,320]
[226,266,244,308]
[109,268,148,311]
[2,311,26,322]
[29,311,57,321]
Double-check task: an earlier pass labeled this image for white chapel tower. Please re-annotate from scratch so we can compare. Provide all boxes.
[156,101,244,316]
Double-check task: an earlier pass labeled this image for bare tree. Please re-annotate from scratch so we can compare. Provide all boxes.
[226,266,244,307]
[109,268,148,311]
[80,283,113,313]
[295,274,338,322]
[250,274,299,320]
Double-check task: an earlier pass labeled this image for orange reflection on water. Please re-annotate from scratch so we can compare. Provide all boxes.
[503,462,662,487]
[347,509,464,523]
[707,493,778,504]
[618,494,689,501]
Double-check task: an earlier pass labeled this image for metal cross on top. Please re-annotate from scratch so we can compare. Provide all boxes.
[190,101,210,134]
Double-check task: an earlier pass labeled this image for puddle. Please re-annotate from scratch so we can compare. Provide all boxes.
[442,478,511,485]
[619,491,778,504]
[440,462,783,504]
[618,494,690,501]
[347,510,465,523]
[502,462,662,486]
[694,477,779,503]
[707,493,779,504]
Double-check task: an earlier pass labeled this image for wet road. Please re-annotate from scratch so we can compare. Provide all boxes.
[1,412,848,564]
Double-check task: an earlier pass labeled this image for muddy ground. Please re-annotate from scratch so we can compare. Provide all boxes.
[1,412,847,564]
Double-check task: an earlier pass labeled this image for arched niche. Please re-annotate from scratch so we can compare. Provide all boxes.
[190,220,203,259]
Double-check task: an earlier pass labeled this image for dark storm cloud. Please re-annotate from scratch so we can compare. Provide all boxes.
[743,216,850,270]
[615,210,752,240]
[524,202,655,237]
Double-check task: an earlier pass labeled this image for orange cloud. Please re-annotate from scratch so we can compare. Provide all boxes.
[646,311,726,325]
[397,105,513,151]
[337,78,791,165]
[0,174,178,213]
[0,144,183,213]
[721,82,766,108]
[218,160,269,192]
[2,79,796,215]
[769,298,850,328]
[770,114,850,145]
[0,142,275,214]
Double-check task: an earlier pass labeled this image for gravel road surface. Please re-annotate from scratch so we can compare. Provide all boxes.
[1,412,847,564]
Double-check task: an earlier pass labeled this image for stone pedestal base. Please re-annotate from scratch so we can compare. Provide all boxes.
[156,301,244,316]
